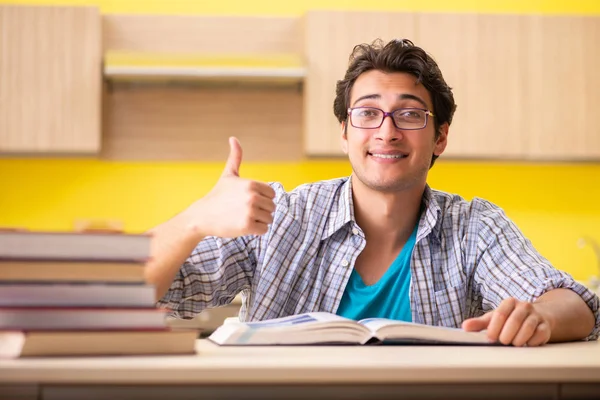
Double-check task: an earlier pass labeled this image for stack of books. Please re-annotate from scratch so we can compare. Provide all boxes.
[0,230,197,358]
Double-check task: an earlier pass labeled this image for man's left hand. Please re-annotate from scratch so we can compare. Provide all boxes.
[462,298,553,347]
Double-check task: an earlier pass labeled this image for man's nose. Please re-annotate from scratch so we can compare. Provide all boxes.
[374,115,402,141]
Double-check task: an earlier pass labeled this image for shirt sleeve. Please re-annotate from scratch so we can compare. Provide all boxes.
[472,199,600,341]
[156,234,258,319]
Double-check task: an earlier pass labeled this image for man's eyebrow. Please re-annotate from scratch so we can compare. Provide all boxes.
[352,93,429,108]
[352,94,380,106]
[399,94,428,108]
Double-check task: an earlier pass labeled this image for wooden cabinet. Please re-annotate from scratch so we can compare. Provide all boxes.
[2,7,598,160]
[303,11,600,161]
[523,16,600,159]
[0,6,101,154]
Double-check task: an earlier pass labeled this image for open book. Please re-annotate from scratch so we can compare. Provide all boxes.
[208,312,493,346]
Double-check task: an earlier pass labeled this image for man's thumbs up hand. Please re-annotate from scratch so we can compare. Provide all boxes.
[184,137,277,239]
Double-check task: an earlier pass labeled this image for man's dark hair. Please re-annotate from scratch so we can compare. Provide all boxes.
[333,38,457,167]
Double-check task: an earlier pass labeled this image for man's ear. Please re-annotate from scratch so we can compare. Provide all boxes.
[341,122,349,154]
[433,123,449,156]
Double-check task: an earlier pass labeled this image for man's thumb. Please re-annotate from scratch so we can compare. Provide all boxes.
[462,312,492,332]
[222,137,242,177]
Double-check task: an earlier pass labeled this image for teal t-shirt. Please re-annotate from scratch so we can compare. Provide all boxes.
[336,224,417,322]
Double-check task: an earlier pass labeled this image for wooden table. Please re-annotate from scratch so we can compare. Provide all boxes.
[1,339,599,399]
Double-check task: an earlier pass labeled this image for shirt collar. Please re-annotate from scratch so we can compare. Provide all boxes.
[320,178,443,243]
[321,177,355,241]
[417,184,443,243]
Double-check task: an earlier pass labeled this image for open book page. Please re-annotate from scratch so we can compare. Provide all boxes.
[358,318,491,345]
[358,318,412,331]
[208,312,370,345]
[243,312,350,327]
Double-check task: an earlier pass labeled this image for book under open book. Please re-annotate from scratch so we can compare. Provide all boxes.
[208,312,493,346]
[0,329,198,358]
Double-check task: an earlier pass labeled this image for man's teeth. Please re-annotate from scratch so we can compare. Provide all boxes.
[371,153,405,159]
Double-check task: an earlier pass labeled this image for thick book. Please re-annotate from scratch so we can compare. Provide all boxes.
[208,312,492,346]
[0,283,156,308]
[0,307,168,330]
[0,230,151,261]
[0,329,199,358]
[0,260,146,282]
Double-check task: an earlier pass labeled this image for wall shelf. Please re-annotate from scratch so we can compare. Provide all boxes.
[103,65,306,83]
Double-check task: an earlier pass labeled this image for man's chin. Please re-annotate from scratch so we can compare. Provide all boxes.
[351,168,426,194]
[362,177,413,193]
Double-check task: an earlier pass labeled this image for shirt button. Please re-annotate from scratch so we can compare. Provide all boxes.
[341,260,349,267]
[352,228,359,235]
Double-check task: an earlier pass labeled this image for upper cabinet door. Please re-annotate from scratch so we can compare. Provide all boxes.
[523,15,600,160]
[0,6,101,154]
[417,13,529,160]
[303,11,417,156]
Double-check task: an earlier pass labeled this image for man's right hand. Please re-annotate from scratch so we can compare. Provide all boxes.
[183,136,276,239]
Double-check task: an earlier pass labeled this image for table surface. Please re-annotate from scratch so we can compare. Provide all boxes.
[1,339,599,385]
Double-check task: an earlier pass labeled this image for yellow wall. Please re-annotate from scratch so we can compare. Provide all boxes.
[3,0,600,15]
[1,0,600,282]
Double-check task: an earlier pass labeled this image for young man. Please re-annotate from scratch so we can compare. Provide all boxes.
[147,39,599,347]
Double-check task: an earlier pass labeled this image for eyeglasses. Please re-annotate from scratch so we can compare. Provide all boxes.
[347,107,435,130]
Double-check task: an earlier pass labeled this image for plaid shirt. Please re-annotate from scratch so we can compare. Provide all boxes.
[159,177,600,340]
